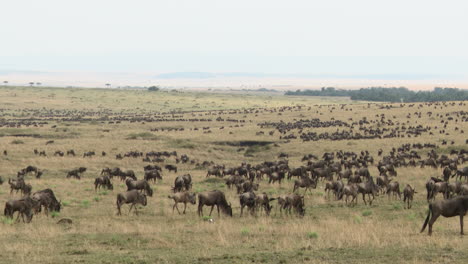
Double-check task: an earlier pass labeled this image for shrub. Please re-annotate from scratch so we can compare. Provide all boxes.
[241,228,250,236]
[62,201,70,206]
[93,196,101,202]
[10,140,24,144]
[306,232,319,239]
[362,210,372,217]
[50,211,60,218]
[81,200,90,208]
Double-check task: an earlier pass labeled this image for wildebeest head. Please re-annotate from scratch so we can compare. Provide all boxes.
[224,203,233,216]
[107,182,114,190]
[188,193,197,205]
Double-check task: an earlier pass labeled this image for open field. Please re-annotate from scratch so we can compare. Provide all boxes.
[0,86,467,264]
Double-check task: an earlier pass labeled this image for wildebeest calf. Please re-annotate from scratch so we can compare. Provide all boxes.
[167,192,196,214]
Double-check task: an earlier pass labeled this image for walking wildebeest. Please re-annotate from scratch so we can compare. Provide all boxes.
[167,192,196,214]
[293,177,317,194]
[255,193,275,216]
[403,184,416,209]
[116,190,148,216]
[66,167,87,179]
[420,196,468,235]
[279,194,305,216]
[342,184,358,206]
[357,177,379,205]
[125,178,153,197]
[197,190,232,217]
[386,181,401,200]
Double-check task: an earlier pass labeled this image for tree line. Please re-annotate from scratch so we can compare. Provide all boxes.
[285,87,468,102]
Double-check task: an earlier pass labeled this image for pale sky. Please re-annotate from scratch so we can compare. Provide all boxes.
[1,0,467,78]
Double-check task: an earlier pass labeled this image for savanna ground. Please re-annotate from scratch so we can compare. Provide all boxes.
[0,86,467,264]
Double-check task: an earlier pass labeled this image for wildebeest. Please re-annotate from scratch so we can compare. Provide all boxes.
[342,184,358,206]
[31,189,61,216]
[403,184,416,209]
[66,167,87,179]
[278,194,305,216]
[239,192,257,216]
[125,178,153,197]
[116,190,148,216]
[236,181,259,194]
[8,178,30,195]
[293,177,317,194]
[167,192,196,214]
[4,196,37,223]
[357,177,379,205]
[144,170,162,183]
[165,165,178,173]
[173,174,192,193]
[386,181,401,200]
[420,196,468,235]
[255,193,275,215]
[94,176,113,191]
[197,190,232,217]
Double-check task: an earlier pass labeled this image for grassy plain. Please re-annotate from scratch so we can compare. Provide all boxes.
[0,86,467,263]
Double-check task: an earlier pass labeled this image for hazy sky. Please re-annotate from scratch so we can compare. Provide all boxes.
[1,0,467,77]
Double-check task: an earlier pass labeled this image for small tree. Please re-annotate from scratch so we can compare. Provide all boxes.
[105,83,111,88]
[3,81,7,86]
[148,86,160,91]
[29,82,34,87]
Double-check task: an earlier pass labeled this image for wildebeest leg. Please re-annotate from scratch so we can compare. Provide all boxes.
[362,193,367,205]
[428,212,440,236]
[198,204,203,216]
[128,204,134,214]
[240,205,244,217]
[173,203,181,214]
[209,205,215,216]
[183,203,187,214]
[460,214,464,235]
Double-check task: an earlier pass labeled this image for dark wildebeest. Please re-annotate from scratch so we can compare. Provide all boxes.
[125,178,153,197]
[455,167,468,181]
[357,177,379,205]
[167,192,196,214]
[197,190,232,217]
[236,181,259,194]
[173,174,192,193]
[144,170,162,183]
[255,193,275,216]
[66,167,87,179]
[403,184,416,209]
[116,190,147,216]
[206,168,223,178]
[66,150,76,156]
[83,151,95,157]
[165,165,178,173]
[426,177,444,201]
[144,165,162,172]
[386,181,401,200]
[118,170,137,181]
[31,189,61,216]
[268,171,286,184]
[4,196,37,223]
[293,177,317,194]
[420,196,468,235]
[94,176,113,191]
[239,192,257,216]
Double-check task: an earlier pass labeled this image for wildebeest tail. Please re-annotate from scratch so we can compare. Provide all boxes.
[420,204,432,233]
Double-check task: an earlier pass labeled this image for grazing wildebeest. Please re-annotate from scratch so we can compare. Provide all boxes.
[239,192,257,216]
[293,177,317,194]
[66,150,76,156]
[4,196,37,223]
[357,177,379,205]
[420,196,468,235]
[167,192,196,214]
[165,165,178,173]
[94,176,113,191]
[18,165,40,178]
[173,174,192,193]
[144,170,162,183]
[31,189,61,216]
[403,184,416,209]
[116,190,147,216]
[197,190,232,217]
[144,165,162,172]
[386,181,401,200]
[279,194,305,216]
[206,168,223,177]
[455,167,468,181]
[9,178,25,194]
[83,151,95,157]
[255,193,275,215]
[118,170,137,181]
[225,175,244,189]
[125,178,153,197]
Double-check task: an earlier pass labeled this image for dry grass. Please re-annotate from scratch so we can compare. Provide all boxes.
[0,86,467,263]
